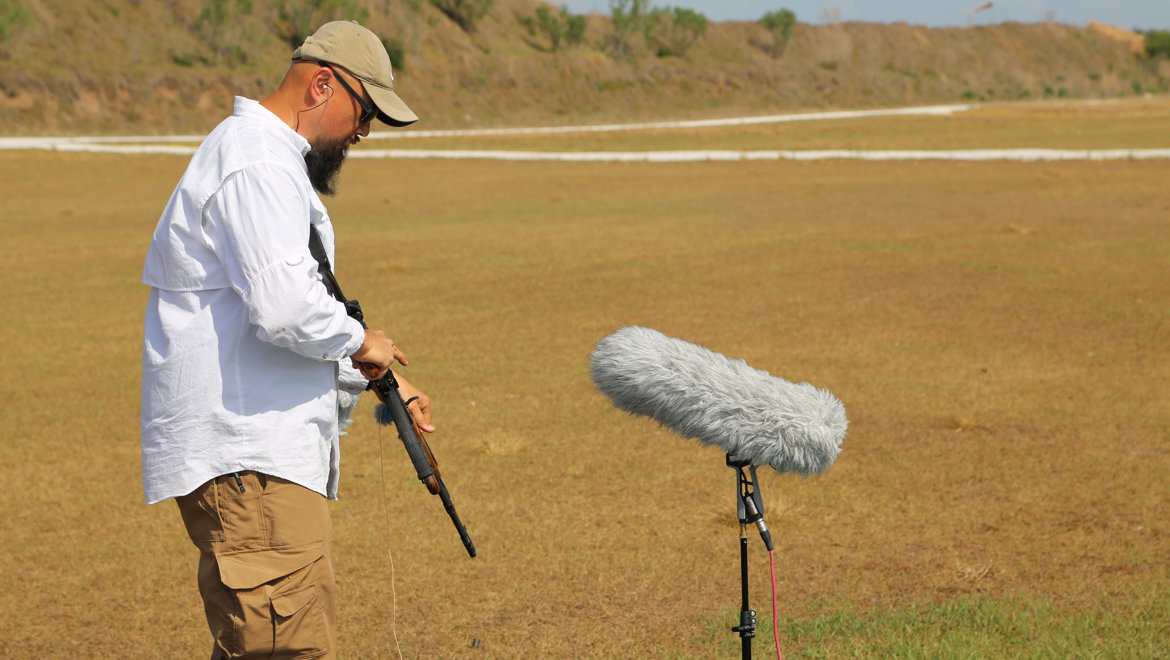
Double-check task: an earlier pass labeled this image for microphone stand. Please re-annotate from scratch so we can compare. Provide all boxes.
[726,453,774,660]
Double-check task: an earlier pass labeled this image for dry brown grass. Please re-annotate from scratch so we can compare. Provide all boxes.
[0,104,1167,657]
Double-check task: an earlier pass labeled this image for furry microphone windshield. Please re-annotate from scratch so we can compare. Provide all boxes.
[590,326,847,476]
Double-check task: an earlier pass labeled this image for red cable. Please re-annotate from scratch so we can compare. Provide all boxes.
[769,549,783,660]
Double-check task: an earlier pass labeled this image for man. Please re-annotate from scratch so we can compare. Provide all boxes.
[140,21,431,658]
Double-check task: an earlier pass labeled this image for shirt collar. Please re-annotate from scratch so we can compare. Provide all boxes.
[233,96,312,157]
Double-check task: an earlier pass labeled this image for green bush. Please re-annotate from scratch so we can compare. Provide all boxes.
[606,0,653,58]
[196,0,262,67]
[277,0,369,49]
[381,37,406,71]
[759,7,796,58]
[518,4,585,52]
[654,6,706,57]
[1145,29,1170,58]
[431,0,495,33]
[0,0,31,45]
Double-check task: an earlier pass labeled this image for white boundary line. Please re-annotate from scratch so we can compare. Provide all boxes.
[2,103,1168,161]
[0,104,976,151]
[5,141,1170,161]
[358,104,977,139]
[348,148,1170,162]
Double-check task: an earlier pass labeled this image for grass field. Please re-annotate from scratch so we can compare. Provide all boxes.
[1,98,1168,658]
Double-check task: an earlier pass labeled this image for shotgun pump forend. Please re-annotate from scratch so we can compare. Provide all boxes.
[370,371,477,558]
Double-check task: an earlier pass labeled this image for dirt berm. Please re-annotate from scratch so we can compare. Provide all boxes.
[0,0,1164,135]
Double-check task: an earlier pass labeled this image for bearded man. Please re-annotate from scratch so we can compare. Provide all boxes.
[140,21,432,659]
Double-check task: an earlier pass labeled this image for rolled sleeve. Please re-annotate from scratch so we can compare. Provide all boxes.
[244,258,366,361]
[208,162,363,361]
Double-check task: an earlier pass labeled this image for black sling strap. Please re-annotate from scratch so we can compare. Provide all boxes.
[308,224,348,304]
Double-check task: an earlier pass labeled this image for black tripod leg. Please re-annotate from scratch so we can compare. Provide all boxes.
[732,533,756,659]
[728,455,758,658]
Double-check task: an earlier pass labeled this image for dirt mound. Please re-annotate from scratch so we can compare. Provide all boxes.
[0,0,1165,136]
[1087,21,1145,56]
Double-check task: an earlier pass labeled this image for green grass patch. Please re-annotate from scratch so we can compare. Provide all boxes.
[695,593,1170,659]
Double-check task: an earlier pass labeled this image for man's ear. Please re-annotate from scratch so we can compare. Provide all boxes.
[308,66,334,103]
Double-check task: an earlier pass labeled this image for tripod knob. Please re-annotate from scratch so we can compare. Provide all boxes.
[732,609,757,638]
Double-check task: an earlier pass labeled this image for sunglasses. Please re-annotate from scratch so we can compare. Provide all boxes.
[323,64,378,125]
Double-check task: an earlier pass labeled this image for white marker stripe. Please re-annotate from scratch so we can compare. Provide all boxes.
[360,104,977,139]
[0,137,201,152]
[349,148,1170,162]
[5,141,1169,161]
[2,103,1164,161]
[0,104,976,151]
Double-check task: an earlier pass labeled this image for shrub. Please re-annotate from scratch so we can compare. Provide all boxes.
[518,4,586,52]
[277,0,370,49]
[654,6,706,57]
[382,37,406,71]
[606,0,653,58]
[759,8,796,58]
[1145,29,1170,59]
[196,0,263,67]
[0,0,31,44]
[430,0,495,33]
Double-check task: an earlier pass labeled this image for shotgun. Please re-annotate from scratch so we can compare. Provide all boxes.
[309,226,475,558]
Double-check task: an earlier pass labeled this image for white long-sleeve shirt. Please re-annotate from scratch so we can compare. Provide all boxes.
[140,97,366,505]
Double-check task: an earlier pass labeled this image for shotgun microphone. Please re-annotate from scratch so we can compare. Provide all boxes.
[590,326,847,476]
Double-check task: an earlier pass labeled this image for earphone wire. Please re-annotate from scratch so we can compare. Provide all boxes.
[293,88,331,131]
[378,423,405,660]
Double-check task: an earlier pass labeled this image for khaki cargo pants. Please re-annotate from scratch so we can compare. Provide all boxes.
[177,471,336,659]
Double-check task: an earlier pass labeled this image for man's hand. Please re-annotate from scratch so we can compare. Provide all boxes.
[350,328,407,380]
[392,371,435,434]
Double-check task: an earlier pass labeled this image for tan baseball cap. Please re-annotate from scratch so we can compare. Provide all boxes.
[293,20,418,127]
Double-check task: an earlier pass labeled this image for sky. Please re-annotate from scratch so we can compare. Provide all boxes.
[561,1,1170,31]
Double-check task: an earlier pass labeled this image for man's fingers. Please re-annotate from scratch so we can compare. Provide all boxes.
[407,396,435,433]
[354,329,406,370]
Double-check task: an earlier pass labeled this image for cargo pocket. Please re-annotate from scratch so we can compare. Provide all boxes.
[221,554,330,659]
[271,583,326,659]
[230,577,327,659]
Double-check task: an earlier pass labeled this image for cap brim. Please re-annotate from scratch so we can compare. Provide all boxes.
[367,83,418,127]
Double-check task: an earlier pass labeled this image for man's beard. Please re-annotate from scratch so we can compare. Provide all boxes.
[304,136,351,196]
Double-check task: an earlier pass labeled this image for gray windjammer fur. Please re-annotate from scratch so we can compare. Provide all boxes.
[590,326,847,477]
[338,390,361,436]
